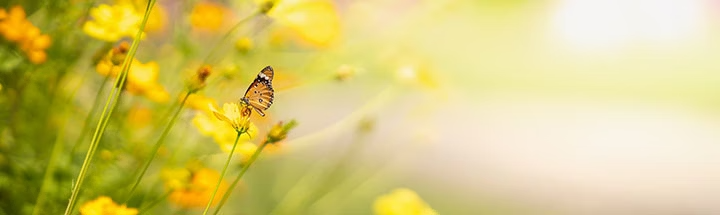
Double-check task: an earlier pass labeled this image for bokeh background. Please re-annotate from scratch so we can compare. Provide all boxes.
[3,0,720,214]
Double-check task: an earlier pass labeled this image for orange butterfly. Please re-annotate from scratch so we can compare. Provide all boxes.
[241,66,275,116]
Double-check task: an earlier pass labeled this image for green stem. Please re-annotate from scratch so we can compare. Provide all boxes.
[125,91,192,202]
[213,141,268,215]
[62,1,156,214]
[202,131,243,215]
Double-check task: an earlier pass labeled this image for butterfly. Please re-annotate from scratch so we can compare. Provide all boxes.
[241,66,275,117]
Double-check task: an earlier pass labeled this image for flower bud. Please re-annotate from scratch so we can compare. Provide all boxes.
[187,65,212,93]
[110,41,130,65]
[266,120,298,144]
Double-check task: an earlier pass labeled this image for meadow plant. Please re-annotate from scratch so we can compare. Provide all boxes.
[0,0,440,214]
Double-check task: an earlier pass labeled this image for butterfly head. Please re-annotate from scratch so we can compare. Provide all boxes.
[240,97,250,105]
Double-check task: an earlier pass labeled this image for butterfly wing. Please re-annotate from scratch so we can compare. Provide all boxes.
[259,65,274,81]
[242,66,275,116]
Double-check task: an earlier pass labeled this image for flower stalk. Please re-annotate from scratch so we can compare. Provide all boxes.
[214,120,297,214]
[202,102,255,214]
[202,130,245,214]
[212,140,267,214]
[63,0,156,214]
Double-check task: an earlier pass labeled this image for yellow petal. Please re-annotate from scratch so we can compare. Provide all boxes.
[83,21,120,41]
[373,188,438,215]
[192,113,218,136]
[144,86,170,103]
[270,1,340,47]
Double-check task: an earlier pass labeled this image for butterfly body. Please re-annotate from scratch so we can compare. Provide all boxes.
[241,66,275,116]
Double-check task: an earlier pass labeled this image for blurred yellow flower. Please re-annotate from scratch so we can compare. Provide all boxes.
[144,3,167,33]
[0,6,51,64]
[127,105,153,127]
[100,149,115,161]
[266,120,297,144]
[162,168,192,190]
[266,0,341,47]
[95,50,170,103]
[0,6,28,42]
[185,94,217,113]
[166,168,229,209]
[373,188,438,215]
[79,196,138,215]
[125,60,170,103]
[96,59,122,77]
[190,2,226,31]
[235,37,253,53]
[186,65,212,93]
[83,3,144,41]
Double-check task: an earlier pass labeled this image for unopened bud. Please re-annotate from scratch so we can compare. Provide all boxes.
[110,42,130,65]
[187,65,212,93]
[266,120,298,144]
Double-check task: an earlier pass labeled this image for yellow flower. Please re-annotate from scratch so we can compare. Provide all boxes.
[18,27,51,64]
[209,102,252,132]
[0,6,28,42]
[80,196,138,215]
[193,107,259,154]
[165,168,229,209]
[94,42,129,77]
[186,65,212,93]
[144,2,167,33]
[189,2,226,31]
[374,188,438,215]
[266,120,297,144]
[95,51,170,103]
[265,0,341,47]
[126,60,170,102]
[185,94,217,113]
[95,58,123,77]
[162,168,192,190]
[127,105,153,127]
[83,3,144,41]
[0,6,51,64]
[235,37,253,53]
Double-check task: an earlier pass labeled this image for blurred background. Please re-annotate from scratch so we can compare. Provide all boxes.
[3,0,720,214]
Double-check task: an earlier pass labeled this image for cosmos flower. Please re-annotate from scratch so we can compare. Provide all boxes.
[164,168,229,208]
[0,6,51,64]
[79,196,138,215]
[262,0,341,47]
[373,188,438,215]
[83,3,144,42]
[189,2,226,31]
